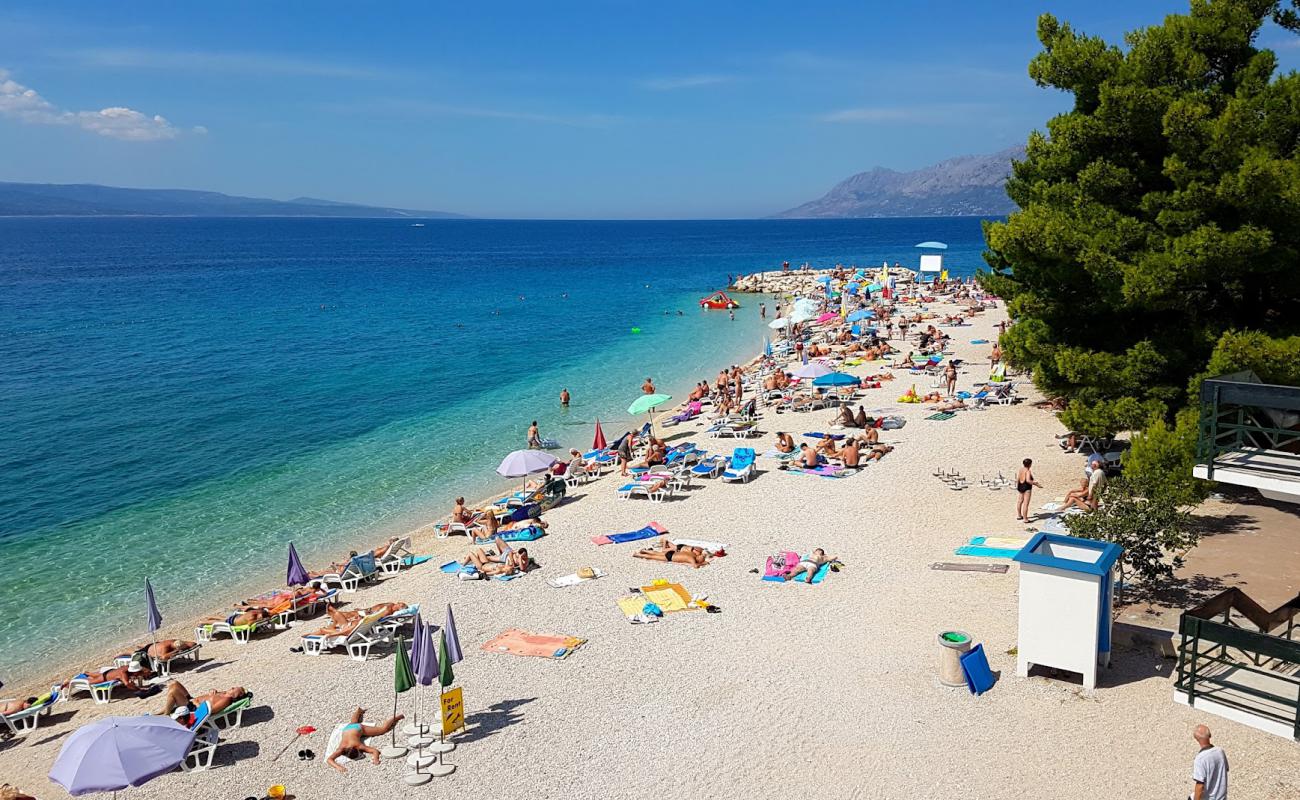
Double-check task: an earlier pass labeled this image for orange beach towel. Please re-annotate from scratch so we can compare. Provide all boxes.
[481,628,586,659]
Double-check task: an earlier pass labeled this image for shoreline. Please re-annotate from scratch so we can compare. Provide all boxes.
[0,289,783,696]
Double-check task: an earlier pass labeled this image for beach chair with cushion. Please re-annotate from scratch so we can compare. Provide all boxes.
[300,611,386,661]
[376,537,413,577]
[310,553,380,593]
[721,448,757,483]
[181,704,219,772]
[374,604,420,641]
[196,611,275,644]
[207,691,255,731]
[65,672,121,704]
[150,642,203,678]
[0,690,59,737]
[690,455,726,478]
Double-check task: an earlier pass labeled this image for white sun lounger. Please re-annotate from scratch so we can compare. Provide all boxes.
[300,611,386,661]
[376,536,414,577]
[0,689,60,736]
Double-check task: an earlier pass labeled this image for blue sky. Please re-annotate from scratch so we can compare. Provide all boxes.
[2,1,1298,218]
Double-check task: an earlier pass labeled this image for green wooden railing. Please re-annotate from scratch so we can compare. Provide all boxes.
[1195,371,1300,480]
[1175,589,1300,740]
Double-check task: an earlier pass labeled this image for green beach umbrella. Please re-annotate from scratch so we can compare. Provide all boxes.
[438,629,454,689]
[628,393,671,436]
[383,635,414,758]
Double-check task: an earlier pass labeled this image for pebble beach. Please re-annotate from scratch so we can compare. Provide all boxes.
[4,276,1298,800]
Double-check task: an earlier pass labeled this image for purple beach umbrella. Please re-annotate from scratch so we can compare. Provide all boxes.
[496,448,558,492]
[144,578,163,636]
[443,604,463,665]
[286,542,309,587]
[415,616,438,687]
[408,614,425,676]
[49,715,196,796]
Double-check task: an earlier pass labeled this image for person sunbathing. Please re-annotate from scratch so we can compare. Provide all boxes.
[775,432,795,453]
[934,399,966,412]
[324,602,409,628]
[864,444,894,461]
[63,659,152,694]
[833,405,858,428]
[326,708,404,774]
[369,536,403,559]
[816,437,841,458]
[452,497,472,525]
[205,607,273,629]
[462,542,531,577]
[161,681,248,723]
[783,548,838,584]
[861,426,879,445]
[307,552,362,581]
[139,638,197,663]
[238,587,320,612]
[0,698,35,715]
[634,539,710,567]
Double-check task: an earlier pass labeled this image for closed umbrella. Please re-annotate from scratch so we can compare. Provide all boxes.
[286,542,309,587]
[496,449,557,492]
[592,419,607,451]
[443,604,463,665]
[791,362,833,379]
[813,372,859,387]
[49,715,196,797]
[144,579,162,638]
[383,634,414,759]
[763,337,773,357]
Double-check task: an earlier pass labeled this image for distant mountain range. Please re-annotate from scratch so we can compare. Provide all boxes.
[0,181,463,218]
[772,146,1023,219]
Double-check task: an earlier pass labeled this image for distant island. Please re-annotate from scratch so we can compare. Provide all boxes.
[0,181,464,218]
[772,146,1024,219]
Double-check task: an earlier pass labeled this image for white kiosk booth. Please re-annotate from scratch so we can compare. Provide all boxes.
[915,240,946,282]
[1012,532,1123,690]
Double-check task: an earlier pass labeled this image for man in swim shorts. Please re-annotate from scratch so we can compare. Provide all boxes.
[783,548,837,583]
[161,681,248,725]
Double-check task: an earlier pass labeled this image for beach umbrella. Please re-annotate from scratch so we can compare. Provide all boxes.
[49,715,196,797]
[144,578,162,637]
[763,337,773,357]
[914,241,948,250]
[496,449,557,492]
[414,618,438,687]
[815,312,839,324]
[846,309,876,322]
[813,372,859,387]
[286,542,309,587]
[409,614,425,677]
[815,275,832,284]
[592,419,607,451]
[628,393,671,436]
[768,317,793,330]
[443,604,463,665]
[791,362,833,379]
[383,634,414,758]
[438,630,455,689]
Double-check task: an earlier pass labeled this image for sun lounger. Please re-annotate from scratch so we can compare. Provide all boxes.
[473,524,544,545]
[374,604,420,640]
[0,689,59,736]
[721,447,756,482]
[150,641,203,678]
[690,455,726,478]
[300,610,386,661]
[65,671,121,704]
[376,536,414,577]
[310,553,380,593]
[196,611,276,644]
[181,704,219,772]
[208,692,254,731]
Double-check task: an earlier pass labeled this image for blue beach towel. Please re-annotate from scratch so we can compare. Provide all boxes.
[475,525,544,545]
[439,559,521,581]
[605,524,665,545]
[400,555,432,567]
[960,644,997,695]
[970,339,989,345]
[762,559,831,585]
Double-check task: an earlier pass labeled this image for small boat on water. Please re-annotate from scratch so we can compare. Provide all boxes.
[699,291,740,310]
[411,223,426,227]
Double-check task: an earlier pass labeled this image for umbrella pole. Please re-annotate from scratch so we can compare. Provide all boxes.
[382,683,407,759]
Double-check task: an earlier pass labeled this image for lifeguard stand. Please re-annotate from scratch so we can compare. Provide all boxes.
[1013,532,1123,689]
[914,240,946,283]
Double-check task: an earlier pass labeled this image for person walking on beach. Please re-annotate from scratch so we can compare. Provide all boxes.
[1015,458,1041,522]
[560,388,570,408]
[642,377,656,394]
[1189,725,1228,800]
[527,420,542,449]
[944,361,958,397]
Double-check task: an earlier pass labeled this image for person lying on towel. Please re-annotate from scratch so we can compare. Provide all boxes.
[326,707,404,774]
[634,538,710,568]
[782,549,839,584]
[461,538,532,578]
[161,681,248,724]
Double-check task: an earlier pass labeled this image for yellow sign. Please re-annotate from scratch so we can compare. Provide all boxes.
[440,687,464,736]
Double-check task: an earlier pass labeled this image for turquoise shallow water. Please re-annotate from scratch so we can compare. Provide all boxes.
[0,217,990,684]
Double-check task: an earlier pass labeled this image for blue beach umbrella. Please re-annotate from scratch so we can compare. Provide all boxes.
[846,309,875,322]
[144,579,163,636]
[414,615,437,687]
[764,337,773,357]
[49,715,195,796]
[286,542,309,587]
[812,372,859,387]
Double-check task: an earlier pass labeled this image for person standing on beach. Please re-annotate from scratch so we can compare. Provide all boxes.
[1015,458,1041,522]
[1190,725,1228,800]
[760,302,766,319]
[560,388,570,408]
[642,377,656,394]
[944,361,958,397]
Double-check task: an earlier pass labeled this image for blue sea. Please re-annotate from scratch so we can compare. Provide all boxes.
[0,216,991,683]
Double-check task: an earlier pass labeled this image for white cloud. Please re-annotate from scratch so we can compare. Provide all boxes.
[640,74,733,91]
[818,107,919,123]
[0,68,181,141]
[322,97,619,128]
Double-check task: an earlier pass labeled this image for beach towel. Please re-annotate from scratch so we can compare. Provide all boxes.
[925,412,956,421]
[481,628,586,659]
[617,595,657,621]
[439,559,523,581]
[547,568,607,588]
[954,545,1022,559]
[970,339,989,344]
[590,521,667,546]
[400,555,432,567]
[762,560,832,584]
[639,582,694,612]
[930,562,1009,573]
[786,465,858,478]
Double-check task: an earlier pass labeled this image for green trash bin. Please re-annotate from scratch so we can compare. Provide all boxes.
[938,630,973,686]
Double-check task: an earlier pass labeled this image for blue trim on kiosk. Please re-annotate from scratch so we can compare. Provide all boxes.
[1012,532,1122,576]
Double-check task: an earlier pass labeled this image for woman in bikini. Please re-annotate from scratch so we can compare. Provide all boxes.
[326,708,405,773]
[775,432,795,453]
[634,539,710,567]
[1015,457,1042,521]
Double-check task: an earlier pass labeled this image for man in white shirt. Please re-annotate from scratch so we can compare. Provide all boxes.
[1191,724,1228,800]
